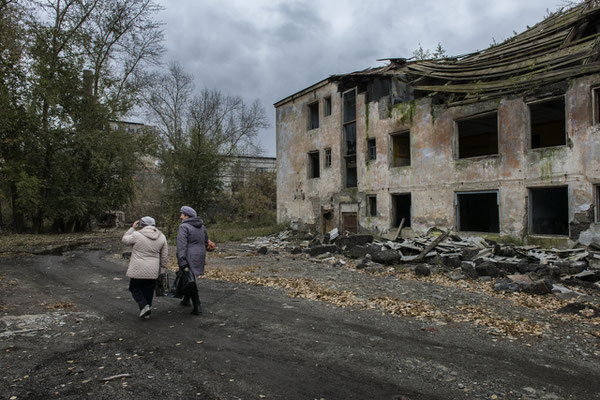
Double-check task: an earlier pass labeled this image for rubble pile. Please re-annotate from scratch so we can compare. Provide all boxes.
[243,229,600,297]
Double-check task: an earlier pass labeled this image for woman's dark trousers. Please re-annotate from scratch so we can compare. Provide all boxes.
[129,278,156,309]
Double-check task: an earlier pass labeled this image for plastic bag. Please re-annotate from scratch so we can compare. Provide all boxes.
[206,239,216,252]
[155,273,169,296]
[180,265,197,296]
[168,270,184,298]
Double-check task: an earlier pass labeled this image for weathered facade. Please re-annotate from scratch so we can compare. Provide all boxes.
[275,1,600,245]
[220,155,277,194]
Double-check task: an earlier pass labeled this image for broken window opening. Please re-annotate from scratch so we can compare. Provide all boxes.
[343,88,358,188]
[529,97,566,149]
[367,138,376,161]
[367,195,377,217]
[324,148,332,168]
[457,112,498,158]
[308,101,319,130]
[529,186,569,235]
[324,96,332,117]
[344,123,356,155]
[391,193,411,228]
[367,78,391,103]
[345,162,357,187]
[308,151,320,179]
[390,131,411,168]
[343,89,356,124]
[456,191,500,233]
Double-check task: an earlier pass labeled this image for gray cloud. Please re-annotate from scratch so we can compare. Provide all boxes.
[157,0,562,156]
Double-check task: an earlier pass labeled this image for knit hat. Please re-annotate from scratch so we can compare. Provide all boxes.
[140,216,156,227]
[180,206,197,217]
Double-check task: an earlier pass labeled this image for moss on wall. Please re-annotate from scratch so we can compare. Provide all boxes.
[538,147,559,180]
[390,100,416,125]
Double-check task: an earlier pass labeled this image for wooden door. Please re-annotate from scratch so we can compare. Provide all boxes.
[342,212,358,234]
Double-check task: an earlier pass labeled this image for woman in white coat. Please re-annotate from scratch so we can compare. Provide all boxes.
[121,216,168,319]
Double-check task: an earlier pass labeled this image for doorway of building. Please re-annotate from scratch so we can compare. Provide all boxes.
[456,191,500,232]
[342,212,358,233]
[391,194,411,228]
[529,186,569,235]
[321,208,334,235]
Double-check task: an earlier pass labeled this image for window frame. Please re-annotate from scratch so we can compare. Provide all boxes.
[324,96,332,117]
[367,138,377,161]
[324,148,332,168]
[456,111,499,159]
[308,101,319,130]
[367,195,377,217]
[593,86,600,125]
[528,185,569,236]
[308,150,320,179]
[390,130,411,168]
[528,96,566,149]
[455,190,500,233]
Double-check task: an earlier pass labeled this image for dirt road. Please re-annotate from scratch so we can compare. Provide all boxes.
[1,237,599,399]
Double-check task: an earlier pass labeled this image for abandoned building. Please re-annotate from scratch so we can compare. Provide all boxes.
[274,1,600,246]
[220,155,277,194]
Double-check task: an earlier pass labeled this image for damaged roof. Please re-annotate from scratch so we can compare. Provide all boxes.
[276,0,600,108]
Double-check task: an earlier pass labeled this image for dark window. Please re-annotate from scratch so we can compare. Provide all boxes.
[391,194,411,228]
[457,112,498,158]
[594,87,600,125]
[343,90,356,123]
[391,131,410,167]
[529,186,569,235]
[345,163,357,187]
[530,97,566,149]
[308,151,320,178]
[308,102,319,130]
[367,195,377,217]
[367,138,376,161]
[324,96,332,116]
[324,148,332,168]
[343,88,357,188]
[456,191,500,233]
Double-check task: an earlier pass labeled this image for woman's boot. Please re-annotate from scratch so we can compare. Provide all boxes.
[191,292,202,315]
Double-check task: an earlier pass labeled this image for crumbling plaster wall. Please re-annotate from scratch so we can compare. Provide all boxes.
[277,74,600,242]
[276,82,345,231]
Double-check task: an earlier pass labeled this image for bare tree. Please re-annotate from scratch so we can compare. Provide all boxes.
[82,0,164,114]
[142,62,269,223]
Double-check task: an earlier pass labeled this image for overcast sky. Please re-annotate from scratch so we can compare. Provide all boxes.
[157,0,568,157]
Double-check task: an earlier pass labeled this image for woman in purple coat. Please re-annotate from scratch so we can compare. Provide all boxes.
[177,206,208,315]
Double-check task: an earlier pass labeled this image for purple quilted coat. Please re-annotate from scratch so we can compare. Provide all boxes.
[176,216,208,276]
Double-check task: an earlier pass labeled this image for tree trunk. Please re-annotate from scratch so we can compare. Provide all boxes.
[10,189,24,233]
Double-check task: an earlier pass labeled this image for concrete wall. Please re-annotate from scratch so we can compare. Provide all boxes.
[276,74,600,244]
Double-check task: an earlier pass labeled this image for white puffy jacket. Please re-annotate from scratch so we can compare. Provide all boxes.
[122,226,168,279]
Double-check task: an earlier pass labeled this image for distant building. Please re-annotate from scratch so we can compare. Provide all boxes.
[109,120,158,171]
[221,155,277,193]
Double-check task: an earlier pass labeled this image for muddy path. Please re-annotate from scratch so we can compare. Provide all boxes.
[1,237,599,399]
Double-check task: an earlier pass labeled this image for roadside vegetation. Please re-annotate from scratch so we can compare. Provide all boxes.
[0,0,271,235]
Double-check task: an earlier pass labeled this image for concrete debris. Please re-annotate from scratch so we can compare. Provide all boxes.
[242,229,600,296]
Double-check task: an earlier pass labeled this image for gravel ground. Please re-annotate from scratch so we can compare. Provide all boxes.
[0,235,599,400]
